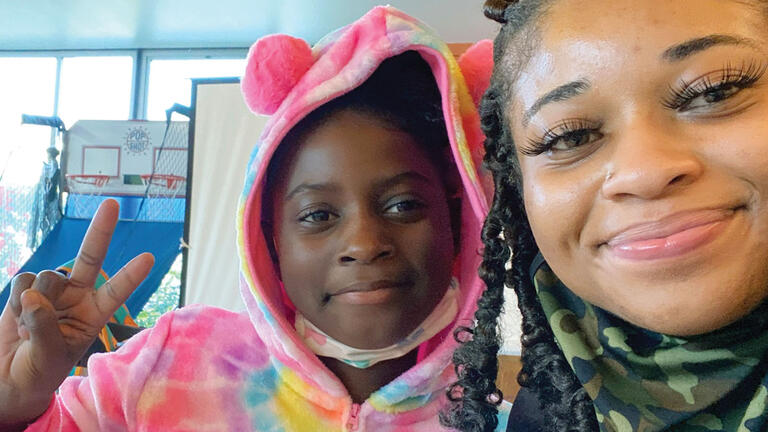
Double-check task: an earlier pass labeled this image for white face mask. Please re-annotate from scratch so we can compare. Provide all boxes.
[295,279,459,369]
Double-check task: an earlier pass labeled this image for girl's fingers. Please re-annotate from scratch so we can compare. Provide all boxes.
[94,253,154,319]
[29,271,69,309]
[8,273,36,317]
[18,289,74,393]
[0,275,35,347]
[19,290,67,359]
[69,199,119,290]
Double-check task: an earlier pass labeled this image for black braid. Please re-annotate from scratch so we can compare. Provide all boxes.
[483,0,517,23]
[440,85,511,432]
[443,1,599,431]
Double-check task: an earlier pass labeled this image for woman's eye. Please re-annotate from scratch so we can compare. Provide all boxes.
[675,82,744,112]
[549,129,603,152]
[522,118,604,159]
[663,61,767,113]
[702,84,740,104]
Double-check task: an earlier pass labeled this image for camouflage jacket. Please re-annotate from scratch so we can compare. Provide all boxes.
[533,256,768,432]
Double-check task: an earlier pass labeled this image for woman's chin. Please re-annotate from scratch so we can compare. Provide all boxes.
[607,291,768,337]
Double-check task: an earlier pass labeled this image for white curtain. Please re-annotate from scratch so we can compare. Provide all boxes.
[185,82,268,311]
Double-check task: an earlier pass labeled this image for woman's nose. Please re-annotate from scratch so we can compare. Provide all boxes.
[601,119,703,201]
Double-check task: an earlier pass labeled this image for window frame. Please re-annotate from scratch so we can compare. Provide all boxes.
[0,50,139,122]
[136,48,248,119]
[0,47,249,127]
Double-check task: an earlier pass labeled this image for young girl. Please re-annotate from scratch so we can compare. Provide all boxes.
[447,0,768,431]
[0,6,510,431]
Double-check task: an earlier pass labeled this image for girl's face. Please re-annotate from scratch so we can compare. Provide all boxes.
[508,0,768,335]
[272,110,455,349]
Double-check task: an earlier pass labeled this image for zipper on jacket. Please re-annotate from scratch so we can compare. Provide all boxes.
[346,403,361,431]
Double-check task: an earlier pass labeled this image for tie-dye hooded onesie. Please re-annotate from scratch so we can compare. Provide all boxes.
[26,6,510,431]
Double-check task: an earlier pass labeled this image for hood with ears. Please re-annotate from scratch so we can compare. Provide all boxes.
[236,4,494,420]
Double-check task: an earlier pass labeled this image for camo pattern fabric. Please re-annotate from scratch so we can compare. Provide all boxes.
[532,260,768,432]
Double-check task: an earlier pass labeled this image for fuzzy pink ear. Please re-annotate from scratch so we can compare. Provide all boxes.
[241,35,314,115]
[458,40,494,106]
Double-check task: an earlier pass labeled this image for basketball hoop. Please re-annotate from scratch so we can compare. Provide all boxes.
[140,174,185,190]
[140,174,187,199]
[65,174,110,191]
[64,174,112,218]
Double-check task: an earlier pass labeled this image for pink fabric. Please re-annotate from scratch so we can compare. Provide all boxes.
[242,35,315,116]
[458,39,494,107]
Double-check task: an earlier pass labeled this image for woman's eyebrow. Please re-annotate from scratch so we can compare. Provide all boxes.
[661,34,760,62]
[523,79,591,127]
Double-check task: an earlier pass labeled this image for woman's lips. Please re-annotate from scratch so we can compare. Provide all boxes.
[603,208,737,261]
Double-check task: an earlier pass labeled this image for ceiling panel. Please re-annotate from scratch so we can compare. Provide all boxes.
[1,0,500,51]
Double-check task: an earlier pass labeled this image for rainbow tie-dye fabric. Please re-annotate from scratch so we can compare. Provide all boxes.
[27,6,509,431]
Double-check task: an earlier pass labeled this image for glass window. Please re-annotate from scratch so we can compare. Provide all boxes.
[57,56,134,127]
[146,58,246,120]
[0,57,58,187]
[0,57,58,287]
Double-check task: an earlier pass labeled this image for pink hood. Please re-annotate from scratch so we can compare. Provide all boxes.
[236,4,493,419]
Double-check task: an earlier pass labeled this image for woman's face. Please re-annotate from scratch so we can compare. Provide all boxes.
[508,0,768,335]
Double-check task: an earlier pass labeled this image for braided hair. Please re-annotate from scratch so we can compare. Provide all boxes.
[442,1,597,431]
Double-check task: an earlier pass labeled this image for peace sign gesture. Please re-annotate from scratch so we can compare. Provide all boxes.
[0,199,153,428]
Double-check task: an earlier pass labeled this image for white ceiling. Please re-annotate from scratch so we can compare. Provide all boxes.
[2,0,500,51]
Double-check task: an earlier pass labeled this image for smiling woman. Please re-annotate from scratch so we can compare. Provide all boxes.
[513,0,768,338]
[446,0,768,431]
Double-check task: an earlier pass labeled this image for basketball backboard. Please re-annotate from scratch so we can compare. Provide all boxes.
[62,120,188,196]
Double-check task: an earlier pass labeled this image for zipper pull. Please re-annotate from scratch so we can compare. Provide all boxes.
[346,403,361,431]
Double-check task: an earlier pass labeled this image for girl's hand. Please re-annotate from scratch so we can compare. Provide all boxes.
[0,199,153,428]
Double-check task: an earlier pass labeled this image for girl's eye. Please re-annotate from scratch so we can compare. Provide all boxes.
[663,61,767,113]
[298,209,337,224]
[383,197,426,219]
[387,200,420,213]
[522,118,604,159]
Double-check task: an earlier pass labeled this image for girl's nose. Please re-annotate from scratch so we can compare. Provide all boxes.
[336,213,395,265]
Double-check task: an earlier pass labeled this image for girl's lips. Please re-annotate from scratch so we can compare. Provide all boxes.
[604,208,736,261]
[333,287,401,305]
[331,280,408,305]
